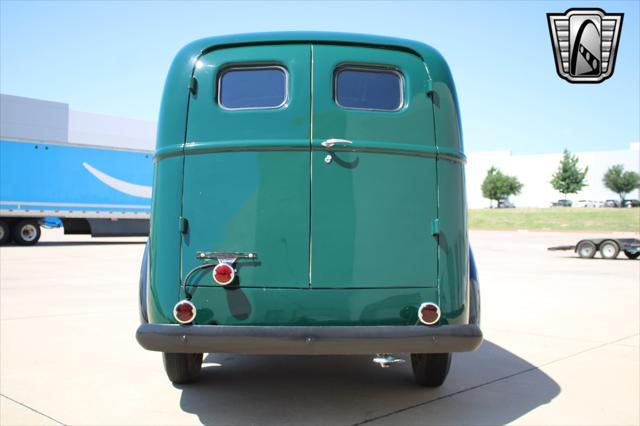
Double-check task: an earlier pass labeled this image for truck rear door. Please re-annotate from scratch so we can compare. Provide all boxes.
[181,44,311,288]
[310,44,438,288]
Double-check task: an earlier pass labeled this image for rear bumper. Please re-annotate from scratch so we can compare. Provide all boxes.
[136,323,483,355]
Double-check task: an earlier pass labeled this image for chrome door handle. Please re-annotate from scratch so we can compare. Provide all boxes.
[321,138,353,148]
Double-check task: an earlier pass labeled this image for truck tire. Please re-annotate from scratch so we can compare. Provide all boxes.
[576,240,597,258]
[162,352,203,384]
[12,220,41,246]
[411,353,451,387]
[599,240,620,259]
[0,220,10,245]
[624,251,639,260]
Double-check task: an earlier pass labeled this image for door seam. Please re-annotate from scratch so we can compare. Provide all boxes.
[308,43,314,288]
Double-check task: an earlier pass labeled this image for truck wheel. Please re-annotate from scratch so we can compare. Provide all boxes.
[576,240,596,258]
[599,240,620,259]
[162,352,203,384]
[624,251,639,260]
[411,353,451,387]
[0,220,10,245]
[12,220,41,246]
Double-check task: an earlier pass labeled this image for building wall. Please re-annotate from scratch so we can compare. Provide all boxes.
[1,93,155,151]
[0,94,69,143]
[68,110,155,151]
[467,143,640,208]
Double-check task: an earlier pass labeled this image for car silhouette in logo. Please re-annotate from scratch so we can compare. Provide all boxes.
[547,8,623,83]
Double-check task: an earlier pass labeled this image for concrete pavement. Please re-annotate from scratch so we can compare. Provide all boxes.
[1,229,638,425]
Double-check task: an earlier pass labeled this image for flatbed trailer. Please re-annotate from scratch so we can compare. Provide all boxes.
[548,238,640,259]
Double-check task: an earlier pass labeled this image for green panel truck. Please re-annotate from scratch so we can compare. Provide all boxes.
[136,32,482,387]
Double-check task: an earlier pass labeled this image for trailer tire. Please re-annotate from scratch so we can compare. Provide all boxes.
[624,251,639,260]
[599,240,620,259]
[576,240,597,258]
[162,352,203,384]
[411,353,451,387]
[12,220,41,246]
[0,220,11,245]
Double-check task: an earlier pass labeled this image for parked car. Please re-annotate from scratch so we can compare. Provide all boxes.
[622,199,640,208]
[604,199,621,208]
[573,200,598,208]
[136,32,482,387]
[552,199,572,207]
[497,199,515,208]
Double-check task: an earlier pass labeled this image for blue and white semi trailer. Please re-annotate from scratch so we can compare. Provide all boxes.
[0,94,153,245]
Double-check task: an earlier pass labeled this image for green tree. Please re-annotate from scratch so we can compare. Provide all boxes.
[481,166,523,207]
[603,165,640,202]
[551,149,588,199]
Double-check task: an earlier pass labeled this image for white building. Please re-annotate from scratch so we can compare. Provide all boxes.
[467,144,640,208]
[1,94,155,151]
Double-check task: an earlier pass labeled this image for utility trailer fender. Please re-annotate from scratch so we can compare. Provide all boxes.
[548,238,640,260]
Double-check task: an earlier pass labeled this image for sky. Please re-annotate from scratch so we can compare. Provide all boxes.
[1,0,638,155]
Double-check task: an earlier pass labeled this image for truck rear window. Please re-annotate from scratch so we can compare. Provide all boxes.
[218,66,287,110]
[335,67,403,111]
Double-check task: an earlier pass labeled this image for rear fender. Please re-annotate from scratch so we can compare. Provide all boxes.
[469,247,481,325]
[139,240,150,323]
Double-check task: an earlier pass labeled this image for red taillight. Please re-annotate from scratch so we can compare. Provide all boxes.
[173,300,196,324]
[213,263,235,286]
[418,302,441,325]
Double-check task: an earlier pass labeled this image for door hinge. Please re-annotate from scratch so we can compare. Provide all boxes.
[431,218,440,236]
[179,216,189,234]
[426,79,433,97]
[189,77,198,95]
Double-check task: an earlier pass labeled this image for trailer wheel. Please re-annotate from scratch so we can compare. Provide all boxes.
[411,353,451,387]
[624,251,639,260]
[0,220,10,245]
[162,352,203,384]
[599,240,620,259]
[576,240,597,258]
[12,220,41,246]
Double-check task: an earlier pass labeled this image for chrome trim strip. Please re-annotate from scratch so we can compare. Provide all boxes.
[167,142,465,163]
[217,65,289,111]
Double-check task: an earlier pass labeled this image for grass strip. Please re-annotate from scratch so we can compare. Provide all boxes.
[469,208,640,232]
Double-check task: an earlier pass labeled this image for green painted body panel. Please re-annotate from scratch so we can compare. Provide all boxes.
[181,44,310,288]
[188,287,438,326]
[148,156,184,324]
[147,32,470,327]
[311,45,437,288]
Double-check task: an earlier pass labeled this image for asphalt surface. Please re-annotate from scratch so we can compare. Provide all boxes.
[1,228,638,425]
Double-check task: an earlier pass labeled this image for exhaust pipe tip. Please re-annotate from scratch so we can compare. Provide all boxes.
[373,354,406,368]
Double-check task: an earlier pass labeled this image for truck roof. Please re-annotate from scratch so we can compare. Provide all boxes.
[157,32,461,154]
